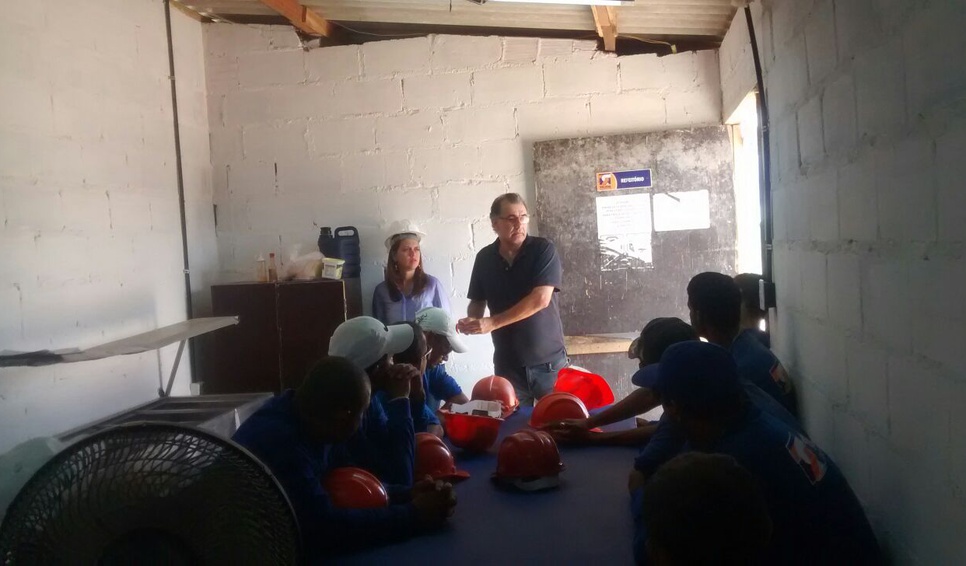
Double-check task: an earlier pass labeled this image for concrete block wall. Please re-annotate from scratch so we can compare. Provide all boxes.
[204,26,722,385]
[718,2,763,121]
[0,1,215,453]
[734,0,966,561]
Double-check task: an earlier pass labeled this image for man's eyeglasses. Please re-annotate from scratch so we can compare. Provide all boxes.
[498,214,530,225]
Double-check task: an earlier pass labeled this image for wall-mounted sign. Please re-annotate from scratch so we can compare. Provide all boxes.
[653,190,711,232]
[595,193,653,271]
[596,168,653,192]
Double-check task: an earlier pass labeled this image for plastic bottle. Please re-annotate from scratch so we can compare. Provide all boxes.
[318,226,360,278]
[256,254,267,282]
[334,226,361,278]
[268,253,278,282]
[318,227,335,257]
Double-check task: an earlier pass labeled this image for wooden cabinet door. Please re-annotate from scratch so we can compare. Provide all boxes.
[277,280,348,390]
[204,282,280,394]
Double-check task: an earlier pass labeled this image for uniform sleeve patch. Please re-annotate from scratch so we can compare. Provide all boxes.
[785,433,828,485]
[770,361,794,395]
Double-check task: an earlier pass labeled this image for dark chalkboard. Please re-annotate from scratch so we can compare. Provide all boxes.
[534,127,737,336]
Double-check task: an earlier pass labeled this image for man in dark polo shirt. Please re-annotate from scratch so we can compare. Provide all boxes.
[457,193,568,405]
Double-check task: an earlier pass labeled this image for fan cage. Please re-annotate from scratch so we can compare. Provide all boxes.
[0,423,301,565]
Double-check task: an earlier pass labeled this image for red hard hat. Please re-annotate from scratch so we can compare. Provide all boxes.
[322,467,389,509]
[554,367,615,410]
[415,432,470,482]
[471,375,519,418]
[492,430,564,491]
[529,391,591,428]
[439,410,503,452]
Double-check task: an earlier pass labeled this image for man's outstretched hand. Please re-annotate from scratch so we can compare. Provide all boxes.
[456,317,495,335]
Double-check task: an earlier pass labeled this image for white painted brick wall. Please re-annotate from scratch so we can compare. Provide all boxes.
[472,66,544,105]
[442,106,516,145]
[377,111,446,150]
[843,336,889,435]
[403,73,472,110]
[331,79,404,116]
[822,74,857,155]
[516,98,592,141]
[0,3,215,453]
[305,44,361,82]
[797,96,824,166]
[826,252,861,330]
[874,136,936,242]
[589,92,667,134]
[432,35,503,72]
[544,59,619,97]
[502,37,538,65]
[207,27,722,387]
[804,168,838,242]
[244,122,308,159]
[480,140,527,178]
[741,0,966,560]
[854,39,905,142]
[804,0,837,88]
[836,151,877,241]
[238,50,305,87]
[362,37,431,78]
[309,117,375,155]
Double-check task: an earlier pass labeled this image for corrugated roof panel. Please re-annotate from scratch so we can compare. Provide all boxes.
[188,0,736,40]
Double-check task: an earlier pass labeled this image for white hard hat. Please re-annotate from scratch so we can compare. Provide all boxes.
[385,220,427,250]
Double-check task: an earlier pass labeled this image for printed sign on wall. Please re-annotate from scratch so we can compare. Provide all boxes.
[596,169,653,192]
[652,190,712,232]
[595,193,653,271]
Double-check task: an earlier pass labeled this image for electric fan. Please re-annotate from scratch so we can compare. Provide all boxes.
[0,423,300,564]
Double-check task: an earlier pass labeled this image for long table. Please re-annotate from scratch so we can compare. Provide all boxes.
[333,408,640,565]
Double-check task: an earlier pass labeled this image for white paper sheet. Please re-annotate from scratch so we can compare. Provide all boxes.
[595,193,653,270]
[653,190,712,232]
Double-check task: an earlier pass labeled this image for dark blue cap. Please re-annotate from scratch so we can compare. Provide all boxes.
[637,341,742,411]
[631,363,661,388]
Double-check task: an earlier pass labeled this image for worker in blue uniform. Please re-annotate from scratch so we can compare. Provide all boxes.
[386,320,448,437]
[546,317,696,446]
[618,272,803,481]
[415,307,470,411]
[687,272,797,417]
[233,356,456,559]
[630,342,882,565]
[639,452,772,565]
[324,316,428,487]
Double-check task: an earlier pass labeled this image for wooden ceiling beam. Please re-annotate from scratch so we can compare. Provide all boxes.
[258,0,334,36]
[592,6,618,52]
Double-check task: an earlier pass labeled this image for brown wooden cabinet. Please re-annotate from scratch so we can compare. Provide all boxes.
[198,279,362,394]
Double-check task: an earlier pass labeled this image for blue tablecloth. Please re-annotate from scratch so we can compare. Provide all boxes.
[333,408,639,565]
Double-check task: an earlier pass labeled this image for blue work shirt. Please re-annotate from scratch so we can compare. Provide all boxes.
[633,381,803,477]
[232,391,418,559]
[742,327,771,349]
[731,329,798,417]
[373,389,440,434]
[632,406,880,565]
[423,364,465,410]
[372,274,450,325]
[468,236,566,368]
[338,393,417,488]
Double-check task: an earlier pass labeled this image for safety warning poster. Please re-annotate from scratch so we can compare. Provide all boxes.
[595,193,653,271]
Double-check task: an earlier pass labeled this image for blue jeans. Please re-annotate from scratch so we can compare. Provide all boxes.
[497,355,570,407]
